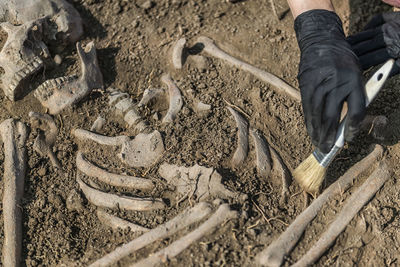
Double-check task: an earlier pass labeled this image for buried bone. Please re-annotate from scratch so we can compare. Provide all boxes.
[34,41,103,114]
[138,88,164,108]
[76,174,165,211]
[172,38,187,69]
[0,0,83,101]
[76,151,154,190]
[227,106,249,166]
[0,119,28,267]
[132,204,239,267]
[96,209,150,233]
[292,162,390,267]
[196,36,301,101]
[161,74,183,123]
[250,128,272,178]
[158,163,246,202]
[270,146,291,202]
[29,111,61,168]
[89,202,213,266]
[108,88,149,132]
[255,144,384,267]
[90,116,106,132]
[74,128,164,168]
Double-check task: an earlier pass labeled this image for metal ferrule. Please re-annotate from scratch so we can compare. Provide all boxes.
[313,145,342,168]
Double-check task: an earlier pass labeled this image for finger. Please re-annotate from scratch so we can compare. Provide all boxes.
[350,32,385,57]
[318,93,343,153]
[358,48,392,70]
[347,27,382,46]
[344,88,366,142]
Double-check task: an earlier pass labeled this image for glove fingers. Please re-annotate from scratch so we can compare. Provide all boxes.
[347,27,382,45]
[309,80,330,147]
[350,32,385,57]
[344,89,366,143]
[390,60,400,76]
[358,48,392,70]
[364,14,385,30]
[318,93,342,153]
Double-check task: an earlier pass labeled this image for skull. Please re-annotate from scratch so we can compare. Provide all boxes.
[0,0,83,101]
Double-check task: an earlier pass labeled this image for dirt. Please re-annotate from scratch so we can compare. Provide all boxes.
[0,0,399,266]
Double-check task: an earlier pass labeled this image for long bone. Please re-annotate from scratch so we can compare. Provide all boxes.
[255,144,384,267]
[96,209,150,233]
[76,175,165,211]
[227,106,249,166]
[196,36,301,101]
[131,204,239,267]
[161,74,183,123]
[34,41,104,114]
[292,161,390,267]
[76,152,154,190]
[73,128,165,168]
[0,119,28,267]
[29,111,61,168]
[108,88,149,132]
[89,202,213,266]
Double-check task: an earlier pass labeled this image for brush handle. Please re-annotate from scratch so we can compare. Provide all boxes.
[334,59,394,148]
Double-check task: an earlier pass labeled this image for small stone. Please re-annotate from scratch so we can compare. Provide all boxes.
[141,0,155,10]
[54,54,62,65]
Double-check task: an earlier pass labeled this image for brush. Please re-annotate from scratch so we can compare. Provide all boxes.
[293,59,394,195]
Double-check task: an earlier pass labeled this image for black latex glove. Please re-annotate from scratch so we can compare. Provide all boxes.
[347,12,400,75]
[295,10,366,153]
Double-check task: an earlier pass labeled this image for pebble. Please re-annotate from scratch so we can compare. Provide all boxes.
[66,189,84,212]
[54,54,62,65]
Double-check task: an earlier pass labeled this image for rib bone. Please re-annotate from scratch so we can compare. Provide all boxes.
[76,152,154,190]
[161,74,183,123]
[96,209,149,233]
[77,175,165,211]
[131,204,239,267]
[255,144,384,267]
[227,106,249,166]
[0,119,28,267]
[89,202,213,266]
[250,128,272,179]
[292,162,390,267]
[196,36,301,101]
[172,38,187,69]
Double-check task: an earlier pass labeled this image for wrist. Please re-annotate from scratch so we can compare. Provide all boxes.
[294,10,345,49]
[288,0,334,18]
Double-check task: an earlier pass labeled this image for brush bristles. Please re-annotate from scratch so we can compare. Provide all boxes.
[293,154,327,195]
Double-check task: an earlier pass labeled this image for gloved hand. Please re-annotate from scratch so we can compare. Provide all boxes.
[295,10,366,153]
[347,12,400,75]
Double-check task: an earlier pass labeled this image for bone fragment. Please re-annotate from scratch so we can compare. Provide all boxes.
[196,36,301,101]
[227,106,249,166]
[76,152,154,190]
[158,163,244,202]
[161,74,183,123]
[0,119,28,267]
[96,209,149,233]
[131,204,239,267]
[34,41,103,114]
[119,130,164,168]
[107,88,149,132]
[89,202,213,266]
[77,175,165,211]
[255,144,384,267]
[292,162,390,267]
[195,101,211,113]
[250,128,272,179]
[90,116,106,132]
[270,147,291,202]
[172,38,187,69]
[138,88,164,107]
[29,111,61,168]
[73,128,129,146]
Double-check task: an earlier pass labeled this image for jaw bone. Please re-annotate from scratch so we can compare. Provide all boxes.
[34,41,104,114]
